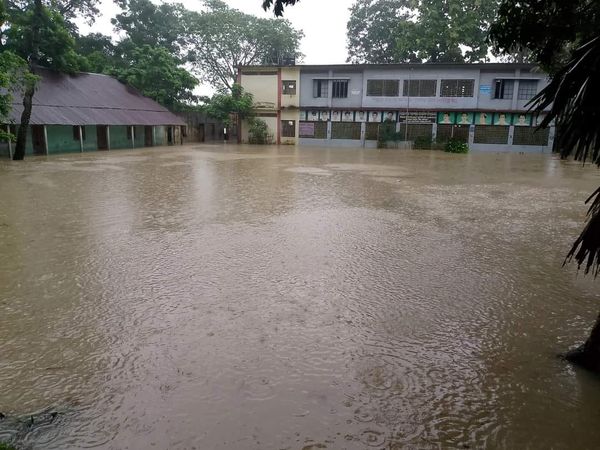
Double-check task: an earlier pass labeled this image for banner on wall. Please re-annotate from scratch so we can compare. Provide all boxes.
[399,112,436,123]
[383,111,397,122]
[320,111,330,121]
[306,110,319,121]
[493,112,511,126]
[299,122,315,137]
[330,111,342,122]
[475,112,493,125]
[355,111,367,122]
[342,111,354,122]
[368,111,382,122]
[437,112,456,124]
[513,113,532,126]
[455,112,474,125]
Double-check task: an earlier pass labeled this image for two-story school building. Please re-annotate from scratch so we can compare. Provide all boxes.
[238,63,554,152]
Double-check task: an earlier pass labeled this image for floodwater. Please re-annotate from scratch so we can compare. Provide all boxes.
[1,144,599,450]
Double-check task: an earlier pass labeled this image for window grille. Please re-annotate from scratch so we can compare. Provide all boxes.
[313,79,329,98]
[493,79,514,99]
[367,80,399,96]
[281,120,296,138]
[282,80,297,95]
[331,122,361,139]
[518,80,538,100]
[473,125,509,144]
[513,127,549,145]
[403,80,437,97]
[440,79,475,97]
[332,80,349,98]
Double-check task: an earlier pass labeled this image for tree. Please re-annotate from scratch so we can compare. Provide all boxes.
[110,45,198,109]
[187,0,303,91]
[261,0,299,16]
[111,0,190,57]
[347,0,499,64]
[204,84,254,127]
[491,0,600,372]
[2,0,88,160]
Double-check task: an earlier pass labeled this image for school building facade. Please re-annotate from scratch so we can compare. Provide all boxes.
[1,68,187,158]
[238,63,554,152]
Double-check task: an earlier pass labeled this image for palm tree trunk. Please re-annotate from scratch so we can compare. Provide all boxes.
[566,313,600,373]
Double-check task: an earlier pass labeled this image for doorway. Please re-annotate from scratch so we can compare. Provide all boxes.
[198,124,205,142]
[31,125,46,155]
[167,126,173,145]
[144,126,153,147]
[97,125,108,150]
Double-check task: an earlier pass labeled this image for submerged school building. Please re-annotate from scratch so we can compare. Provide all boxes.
[238,63,555,152]
[0,68,185,158]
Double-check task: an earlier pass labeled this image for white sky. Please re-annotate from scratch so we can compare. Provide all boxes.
[78,0,354,94]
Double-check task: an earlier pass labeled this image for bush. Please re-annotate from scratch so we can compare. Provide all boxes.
[444,138,469,154]
[413,136,433,150]
[248,118,270,144]
[377,121,402,148]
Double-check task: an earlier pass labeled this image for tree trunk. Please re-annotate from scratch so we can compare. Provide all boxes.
[12,77,35,161]
[566,312,600,373]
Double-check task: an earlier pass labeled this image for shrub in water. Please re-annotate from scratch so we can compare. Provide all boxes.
[248,118,270,144]
[444,139,469,154]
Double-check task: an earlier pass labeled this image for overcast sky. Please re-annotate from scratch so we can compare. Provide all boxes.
[78,0,353,64]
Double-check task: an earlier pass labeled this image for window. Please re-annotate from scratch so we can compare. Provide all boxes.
[440,79,475,97]
[313,79,329,98]
[72,126,86,140]
[493,79,514,99]
[513,127,549,145]
[403,80,437,97]
[282,80,297,95]
[518,80,538,100]
[281,120,296,138]
[367,80,399,97]
[332,79,349,98]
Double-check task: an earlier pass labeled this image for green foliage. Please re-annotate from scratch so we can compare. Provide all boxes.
[205,84,254,127]
[4,1,88,73]
[187,0,303,91]
[110,45,198,109]
[444,139,469,153]
[347,0,500,63]
[376,121,402,148]
[0,51,27,124]
[111,0,190,57]
[489,0,600,73]
[261,0,299,16]
[413,136,433,150]
[248,118,270,144]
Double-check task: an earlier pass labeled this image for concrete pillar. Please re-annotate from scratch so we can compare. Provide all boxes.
[6,125,12,159]
[432,122,438,142]
[106,126,111,150]
[79,126,84,152]
[326,120,332,141]
[152,126,156,147]
[468,125,475,147]
[43,125,49,155]
[508,125,515,146]
[547,125,556,153]
[131,126,135,149]
[360,121,366,148]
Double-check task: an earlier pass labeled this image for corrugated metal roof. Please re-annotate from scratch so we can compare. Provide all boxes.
[7,68,185,126]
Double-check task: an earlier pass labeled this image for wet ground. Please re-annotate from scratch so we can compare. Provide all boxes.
[1,144,599,449]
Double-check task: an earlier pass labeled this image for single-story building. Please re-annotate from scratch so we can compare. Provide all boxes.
[1,67,186,158]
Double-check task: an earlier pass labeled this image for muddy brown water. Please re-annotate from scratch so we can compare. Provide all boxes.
[1,144,600,449]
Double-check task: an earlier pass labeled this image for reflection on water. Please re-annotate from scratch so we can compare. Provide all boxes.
[1,145,599,449]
